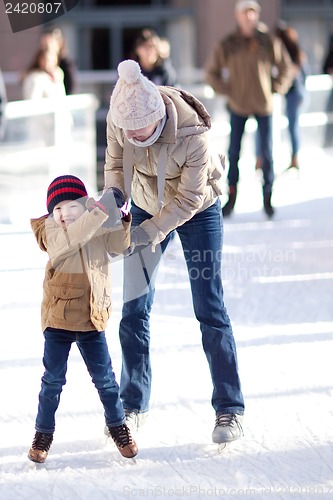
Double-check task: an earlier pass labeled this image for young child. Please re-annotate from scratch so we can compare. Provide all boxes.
[28,174,138,463]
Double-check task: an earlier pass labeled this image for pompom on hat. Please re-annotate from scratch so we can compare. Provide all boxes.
[46,175,88,214]
[110,59,166,130]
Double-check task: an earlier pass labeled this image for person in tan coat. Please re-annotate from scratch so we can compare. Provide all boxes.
[28,175,137,463]
[104,59,245,446]
[205,0,293,217]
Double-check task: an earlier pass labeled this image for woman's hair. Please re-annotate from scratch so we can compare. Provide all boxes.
[131,28,162,63]
[26,47,54,72]
[133,28,158,50]
[275,21,303,67]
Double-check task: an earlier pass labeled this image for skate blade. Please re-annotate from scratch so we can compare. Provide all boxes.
[218,442,230,454]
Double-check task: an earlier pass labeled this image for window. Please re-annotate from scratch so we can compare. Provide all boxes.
[92,29,110,69]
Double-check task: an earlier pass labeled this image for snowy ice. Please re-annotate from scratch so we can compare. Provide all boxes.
[1,146,333,499]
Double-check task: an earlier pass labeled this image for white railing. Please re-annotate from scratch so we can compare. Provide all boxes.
[0,93,98,225]
[76,71,333,150]
[1,72,333,224]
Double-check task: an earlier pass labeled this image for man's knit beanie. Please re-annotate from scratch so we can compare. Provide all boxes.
[110,59,166,130]
[47,175,88,214]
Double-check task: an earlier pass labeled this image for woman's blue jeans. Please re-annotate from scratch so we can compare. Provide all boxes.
[256,86,304,159]
[228,110,274,195]
[285,85,304,156]
[35,328,125,433]
[119,199,244,415]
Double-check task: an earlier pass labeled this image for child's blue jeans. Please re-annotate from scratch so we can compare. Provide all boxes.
[35,328,125,433]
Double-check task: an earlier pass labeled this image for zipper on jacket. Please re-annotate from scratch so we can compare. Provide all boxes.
[146,147,154,176]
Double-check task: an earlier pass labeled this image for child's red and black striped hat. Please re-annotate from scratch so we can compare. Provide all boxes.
[47,175,88,214]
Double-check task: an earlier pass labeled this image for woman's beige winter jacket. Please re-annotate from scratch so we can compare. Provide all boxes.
[31,206,131,333]
[104,86,224,248]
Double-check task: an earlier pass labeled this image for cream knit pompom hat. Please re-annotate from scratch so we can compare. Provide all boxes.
[110,59,166,130]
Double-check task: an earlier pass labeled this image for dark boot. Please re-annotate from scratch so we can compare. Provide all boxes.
[28,431,53,463]
[222,186,237,217]
[108,423,138,458]
[263,192,275,218]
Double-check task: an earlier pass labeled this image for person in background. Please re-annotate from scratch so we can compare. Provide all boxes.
[20,47,68,146]
[256,21,307,171]
[40,28,77,95]
[205,0,293,218]
[28,175,137,463]
[21,46,66,99]
[131,28,177,87]
[104,59,245,446]
[323,35,333,76]
[0,67,7,140]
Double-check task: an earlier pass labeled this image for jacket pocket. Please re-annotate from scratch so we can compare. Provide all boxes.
[48,283,85,323]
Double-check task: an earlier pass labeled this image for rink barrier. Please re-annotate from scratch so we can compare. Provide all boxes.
[0,93,98,225]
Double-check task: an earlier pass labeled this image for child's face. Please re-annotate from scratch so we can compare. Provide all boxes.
[52,199,85,227]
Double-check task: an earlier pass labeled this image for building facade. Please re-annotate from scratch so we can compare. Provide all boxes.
[1,0,333,101]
